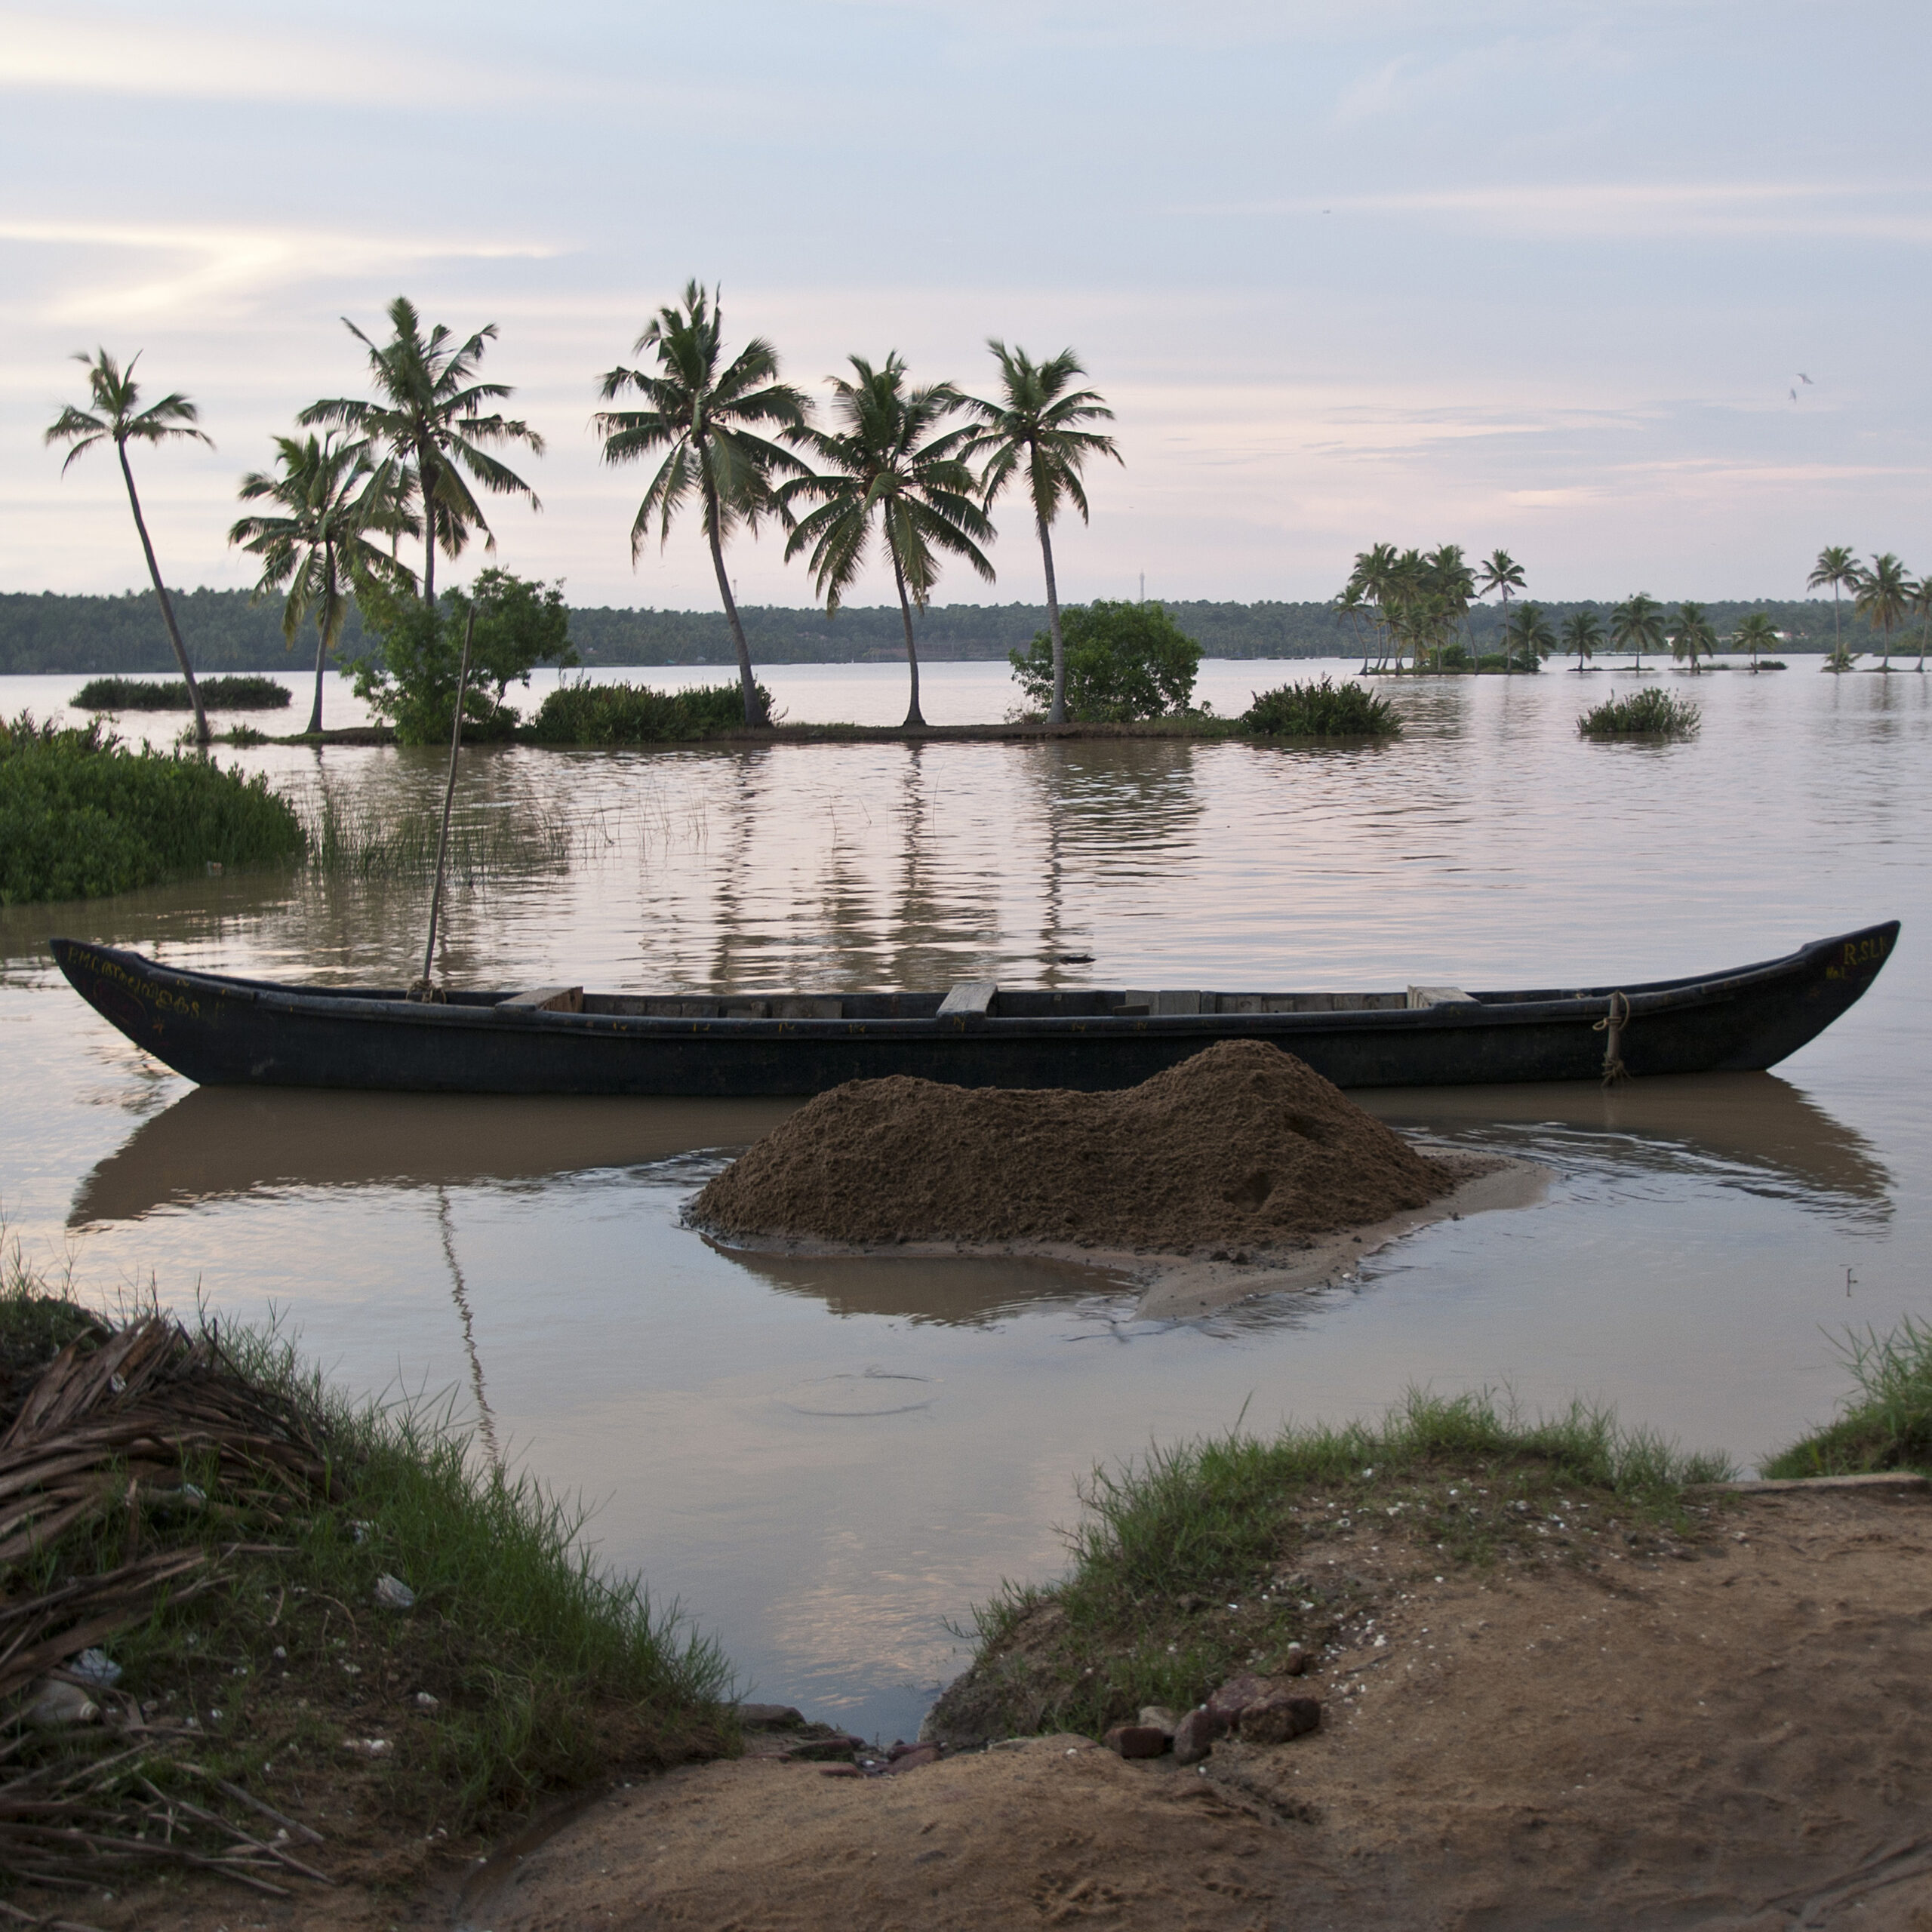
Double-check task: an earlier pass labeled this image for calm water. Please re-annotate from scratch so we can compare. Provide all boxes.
[3,658,1927,1739]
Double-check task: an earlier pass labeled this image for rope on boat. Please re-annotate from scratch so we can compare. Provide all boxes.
[410,606,476,1004]
[1594,989,1632,1086]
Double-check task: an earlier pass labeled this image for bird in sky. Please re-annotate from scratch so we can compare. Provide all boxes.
[1798,372,1814,384]
[1789,387,1798,401]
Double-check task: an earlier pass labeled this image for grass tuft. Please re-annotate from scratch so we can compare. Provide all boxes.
[1241,677,1402,737]
[300,793,573,881]
[1761,1317,1932,1478]
[928,1386,1730,1744]
[1578,688,1701,738]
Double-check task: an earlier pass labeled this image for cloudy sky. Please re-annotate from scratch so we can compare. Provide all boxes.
[3,1,1926,610]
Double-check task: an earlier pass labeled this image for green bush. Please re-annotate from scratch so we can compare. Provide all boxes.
[353,571,576,746]
[1577,688,1701,738]
[0,711,304,904]
[1010,600,1202,721]
[74,675,291,712]
[528,678,771,744]
[1241,676,1402,737]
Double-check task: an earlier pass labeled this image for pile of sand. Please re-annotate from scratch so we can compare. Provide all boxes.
[691,1040,1460,1256]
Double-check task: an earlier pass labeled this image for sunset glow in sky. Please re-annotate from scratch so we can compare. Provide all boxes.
[3,2,1926,609]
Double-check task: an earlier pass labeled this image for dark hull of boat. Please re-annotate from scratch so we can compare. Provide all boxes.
[49,924,1899,1099]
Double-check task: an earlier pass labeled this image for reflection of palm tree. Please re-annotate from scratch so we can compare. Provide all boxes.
[595,283,809,727]
[1611,592,1666,671]
[229,432,417,734]
[302,297,543,608]
[782,355,995,728]
[1807,545,1860,667]
[45,350,215,744]
[1853,552,1912,671]
[1561,608,1602,670]
[962,343,1121,724]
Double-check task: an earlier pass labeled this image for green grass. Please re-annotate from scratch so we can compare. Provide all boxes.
[1761,1317,1932,1478]
[75,675,292,712]
[528,678,773,743]
[1241,677,1403,737]
[926,1387,1731,1744]
[1578,688,1702,737]
[301,792,574,881]
[0,1240,736,1856]
[0,712,306,905]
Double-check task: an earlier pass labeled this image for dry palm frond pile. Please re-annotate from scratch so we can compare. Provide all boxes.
[1,1309,343,1903]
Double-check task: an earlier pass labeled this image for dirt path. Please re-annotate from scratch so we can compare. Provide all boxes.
[482,1484,1932,1931]
[53,1485,1932,1930]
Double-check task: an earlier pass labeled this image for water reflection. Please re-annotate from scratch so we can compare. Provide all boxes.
[1364,1072,1891,1227]
[68,1088,798,1226]
[712,1243,1118,1327]
[437,1186,503,1474]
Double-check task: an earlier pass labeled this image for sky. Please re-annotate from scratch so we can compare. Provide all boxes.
[2,1,1927,610]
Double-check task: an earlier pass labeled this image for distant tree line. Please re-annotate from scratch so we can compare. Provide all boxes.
[0,587,1868,678]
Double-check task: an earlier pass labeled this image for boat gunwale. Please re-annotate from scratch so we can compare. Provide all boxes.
[46,923,1897,1040]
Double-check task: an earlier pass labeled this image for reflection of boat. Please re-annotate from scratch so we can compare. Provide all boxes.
[1361,1072,1892,1224]
[68,1086,794,1225]
[51,922,1899,1098]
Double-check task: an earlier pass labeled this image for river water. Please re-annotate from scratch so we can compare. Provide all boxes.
[2,658,1927,1740]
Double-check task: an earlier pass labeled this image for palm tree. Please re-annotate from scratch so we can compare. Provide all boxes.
[1474,549,1526,671]
[1347,543,1402,669]
[1424,543,1475,669]
[1561,608,1602,671]
[1611,592,1666,672]
[1732,612,1780,669]
[962,343,1122,724]
[1335,581,1372,671]
[45,349,215,744]
[1853,552,1911,670]
[594,282,809,726]
[1807,546,1860,666]
[302,297,543,608]
[1910,574,1932,673]
[1503,601,1555,671]
[781,354,995,727]
[1668,600,1718,673]
[229,432,417,734]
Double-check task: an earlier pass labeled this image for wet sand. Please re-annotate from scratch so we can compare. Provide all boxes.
[705,1152,1548,1320]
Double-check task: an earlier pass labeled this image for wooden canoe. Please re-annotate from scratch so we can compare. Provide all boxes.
[48,923,1898,1098]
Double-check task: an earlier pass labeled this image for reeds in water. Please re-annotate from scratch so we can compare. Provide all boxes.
[302,793,574,881]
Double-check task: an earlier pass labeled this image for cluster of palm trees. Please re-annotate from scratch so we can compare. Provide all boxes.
[1338,543,1801,677]
[1806,547,1930,672]
[45,285,1122,740]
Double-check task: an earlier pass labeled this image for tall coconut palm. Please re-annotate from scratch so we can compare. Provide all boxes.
[781,354,995,727]
[1561,608,1603,671]
[1909,574,1932,673]
[1424,543,1476,669]
[1474,549,1526,672]
[229,432,417,734]
[595,282,809,726]
[1335,580,1373,671]
[1503,601,1555,671]
[1668,600,1718,674]
[1348,543,1402,669]
[302,297,543,608]
[1853,552,1912,670]
[1807,546,1860,666]
[962,343,1122,724]
[45,349,214,744]
[1732,611,1780,669]
[1611,592,1666,672]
